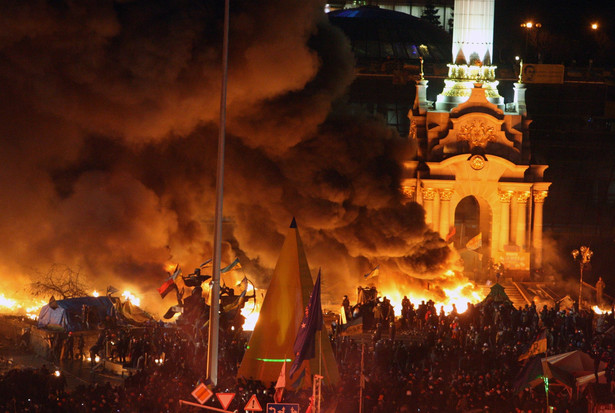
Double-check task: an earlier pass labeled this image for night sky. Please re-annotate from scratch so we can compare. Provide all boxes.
[0,0,612,309]
[494,0,615,65]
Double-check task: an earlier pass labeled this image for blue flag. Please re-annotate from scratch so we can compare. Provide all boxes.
[289,270,323,378]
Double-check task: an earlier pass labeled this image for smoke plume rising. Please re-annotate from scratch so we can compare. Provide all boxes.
[0,0,452,312]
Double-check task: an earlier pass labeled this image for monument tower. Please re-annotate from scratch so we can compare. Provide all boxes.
[403,0,550,280]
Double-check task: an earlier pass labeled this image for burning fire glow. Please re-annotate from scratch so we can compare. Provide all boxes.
[240,282,260,331]
[122,290,140,306]
[0,294,17,310]
[237,270,484,331]
[381,270,485,316]
[241,304,260,331]
[593,305,611,315]
[0,294,46,320]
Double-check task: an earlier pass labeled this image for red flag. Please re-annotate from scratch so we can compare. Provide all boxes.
[158,279,177,299]
[274,360,286,403]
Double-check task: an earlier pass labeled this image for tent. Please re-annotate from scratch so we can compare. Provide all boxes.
[482,283,511,303]
[237,219,340,389]
[517,350,606,396]
[37,296,116,332]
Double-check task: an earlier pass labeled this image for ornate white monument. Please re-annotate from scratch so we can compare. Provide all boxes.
[403,0,550,280]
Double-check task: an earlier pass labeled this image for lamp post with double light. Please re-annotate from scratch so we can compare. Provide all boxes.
[571,246,593,310]
[520,21,541,61]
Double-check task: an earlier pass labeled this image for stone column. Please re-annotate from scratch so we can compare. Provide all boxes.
[422,188,437,229]
[515,191,531,250]
[532,190,548,268]
[439,189,454,238]
[498,190,513,250]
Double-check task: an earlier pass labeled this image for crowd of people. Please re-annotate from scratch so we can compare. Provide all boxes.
[334,295,615,412]
[2,287,615,412]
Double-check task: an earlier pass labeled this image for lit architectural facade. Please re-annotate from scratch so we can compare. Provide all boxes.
[402,0,551,279]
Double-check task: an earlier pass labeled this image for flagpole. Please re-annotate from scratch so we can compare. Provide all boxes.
[206,0,230,387]
[318,273,322,413]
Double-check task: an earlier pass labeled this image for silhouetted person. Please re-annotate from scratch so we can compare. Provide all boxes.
[596,277,606,305]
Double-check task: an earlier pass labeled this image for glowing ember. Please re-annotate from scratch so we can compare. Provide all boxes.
[122,290,141,306]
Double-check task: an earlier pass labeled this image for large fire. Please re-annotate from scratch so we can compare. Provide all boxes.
[0,293,46,320]
[0,289,144,322]
[372,270,486,317]
[239,280,260,331]
[241,303,260,331]
[237,270,486,332]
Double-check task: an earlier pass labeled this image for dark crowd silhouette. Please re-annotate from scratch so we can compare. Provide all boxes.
[2,290,615,412]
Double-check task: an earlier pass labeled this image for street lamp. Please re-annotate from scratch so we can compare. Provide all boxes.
[591,23,599,30]
[571,246,593,309]
[520,21,542,60]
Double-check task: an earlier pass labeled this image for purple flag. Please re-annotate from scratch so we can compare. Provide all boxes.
[289,270,323,378]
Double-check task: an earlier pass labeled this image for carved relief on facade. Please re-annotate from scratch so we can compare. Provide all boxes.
[515,191,531,203]
[532,190,548,203]
[498,190,513,203]
[469,154,486,170]
[457,120,497,149]
[422,188,437,201]
[439,189,454,201]
[401,186,415,200]
[409,120,418,140]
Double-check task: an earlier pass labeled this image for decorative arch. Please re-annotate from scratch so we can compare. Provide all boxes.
[453,195,492,280]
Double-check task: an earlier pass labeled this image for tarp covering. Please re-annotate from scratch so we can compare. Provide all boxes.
[544,350,603,374]
[518,350,606,392]
[119,300,154,324]
[37,296,116,332]
[237,219,340,388]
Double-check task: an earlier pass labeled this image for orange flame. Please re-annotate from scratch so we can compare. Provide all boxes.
[122,290,141,306]
[368,270,484,316]
[593,305,609,315]
[0,294,46,320]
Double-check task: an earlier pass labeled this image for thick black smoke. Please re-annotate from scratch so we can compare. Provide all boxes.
[0,0,452,310]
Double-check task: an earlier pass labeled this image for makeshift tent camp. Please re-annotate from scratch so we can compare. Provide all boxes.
[237,219,340,389]
[38,296,116,332]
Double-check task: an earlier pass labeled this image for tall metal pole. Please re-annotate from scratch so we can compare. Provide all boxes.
[578,262,584,310]
[207,0,230,387]
[572,246,593,312]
